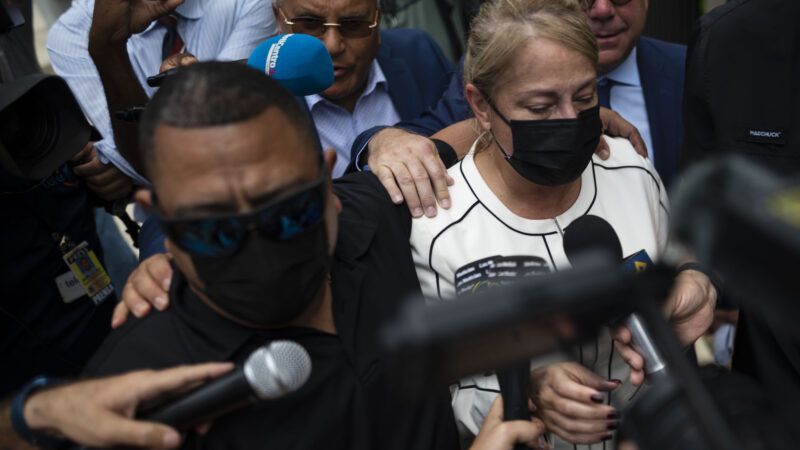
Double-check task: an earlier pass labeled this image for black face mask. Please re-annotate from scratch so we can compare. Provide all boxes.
[489,103,602,186]
[190,222,331,328]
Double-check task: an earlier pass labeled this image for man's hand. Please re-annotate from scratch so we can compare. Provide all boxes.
[367,127,454,218]
[599,107,647,159]
[72,143,134,202]
[530,362,619,445]
[160,52,199,73]
[112,253,175,328]
[24,363,233,449]
[612,269,717,385]
[90,0,185,47]
[470,397,548,450]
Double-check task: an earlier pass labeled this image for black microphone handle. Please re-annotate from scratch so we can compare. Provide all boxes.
[137,368,256,430]
[496,361,531,450]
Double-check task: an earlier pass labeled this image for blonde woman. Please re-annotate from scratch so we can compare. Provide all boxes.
[410,0,715,448]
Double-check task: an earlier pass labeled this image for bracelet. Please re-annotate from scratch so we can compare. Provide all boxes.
[11,376,69,449]
[676,262,723,300]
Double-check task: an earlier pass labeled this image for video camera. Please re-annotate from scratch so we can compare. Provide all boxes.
[0,0,24,34]
[0,74,91,180]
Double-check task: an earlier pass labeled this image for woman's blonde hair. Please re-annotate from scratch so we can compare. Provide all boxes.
[464,0,598,101]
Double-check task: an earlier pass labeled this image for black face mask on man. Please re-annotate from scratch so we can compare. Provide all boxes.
[190,223,331,328]
[489,102,602,186]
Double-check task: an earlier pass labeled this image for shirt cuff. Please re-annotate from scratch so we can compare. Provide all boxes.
[93,141,151,187]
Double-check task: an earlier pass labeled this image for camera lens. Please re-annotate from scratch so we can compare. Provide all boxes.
[0,90,58,166]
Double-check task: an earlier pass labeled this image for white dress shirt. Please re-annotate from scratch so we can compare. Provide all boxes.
[601,47,656,163]
[305,60,401,178]
[47,0,275,185]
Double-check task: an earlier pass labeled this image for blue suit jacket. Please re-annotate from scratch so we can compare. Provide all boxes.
[297,29,453,153]
[350,37,686,187]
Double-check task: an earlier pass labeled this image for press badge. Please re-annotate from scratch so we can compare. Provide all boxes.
[59,238,114,305]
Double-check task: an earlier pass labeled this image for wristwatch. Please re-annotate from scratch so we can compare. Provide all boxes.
[11,376,69,449]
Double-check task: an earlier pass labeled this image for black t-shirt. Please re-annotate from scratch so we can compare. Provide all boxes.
[83,173,459,450]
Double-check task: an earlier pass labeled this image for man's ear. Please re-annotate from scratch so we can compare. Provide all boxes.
[465,83,492,132]
[135,189,154,210]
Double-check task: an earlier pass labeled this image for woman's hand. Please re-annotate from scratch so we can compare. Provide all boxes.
[112,254,175,328]
[470,397,548,450]
[530,362,620,445]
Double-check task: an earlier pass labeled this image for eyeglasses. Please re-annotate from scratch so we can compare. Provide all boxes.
[153,171,327,257]
[581,0,633,9]
[278,8,379,39]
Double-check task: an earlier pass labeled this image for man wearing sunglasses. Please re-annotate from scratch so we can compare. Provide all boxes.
[272,0,453,178]
[351,0,687,217]
[81,62,459,450]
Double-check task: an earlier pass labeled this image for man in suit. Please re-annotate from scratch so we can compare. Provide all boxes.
[273,0,453,178]
[351,0,686,219]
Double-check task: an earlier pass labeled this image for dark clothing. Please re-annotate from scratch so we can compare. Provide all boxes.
[0,166,115,397]
[0,0,40,81]
[0,2,114,397]
[350,37,687,188]
[83,173,459,450]
[682,0,800,174]
[636,37,686,188]
[681,0,800,440]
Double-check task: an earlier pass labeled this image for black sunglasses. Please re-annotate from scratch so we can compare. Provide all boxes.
[153,171,327,257]
[279,8,379,39]
[582,0,633,9]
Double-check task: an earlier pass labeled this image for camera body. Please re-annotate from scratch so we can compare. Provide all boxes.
[0,0,25,33]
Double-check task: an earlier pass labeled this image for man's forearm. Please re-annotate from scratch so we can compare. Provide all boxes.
[89,43,150,176]
[0,397,37,450]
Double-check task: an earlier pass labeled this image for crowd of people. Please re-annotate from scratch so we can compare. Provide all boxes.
[1,0,799,449]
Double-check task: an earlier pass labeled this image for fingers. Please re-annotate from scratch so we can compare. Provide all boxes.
[498,420,548,448]
[121,254,174,320]
[130,363,234,402]
[546,396,616,421]
[111,301,131,329]
[391,163,425,218]
[595,136,610,160]
[160,52,198,73]
[71,142,94,164]
[615,342,645,386]
[93,415,182,449]
[421,151,452,210]
[375,166,405,204]
[598,107,648,158]
[73,156,108,178]
[545,420,612,445]
[406,159,438,218]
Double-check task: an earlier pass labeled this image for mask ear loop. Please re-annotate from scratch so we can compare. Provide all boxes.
[486,99,514,160]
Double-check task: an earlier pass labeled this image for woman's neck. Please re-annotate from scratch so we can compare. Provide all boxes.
[474,143,582,220]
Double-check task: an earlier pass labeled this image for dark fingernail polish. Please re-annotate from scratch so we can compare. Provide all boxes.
[591,394,605,404]
[607,411,620,419]
[607,423,618,431]
[610,379,623,384]
[602,434,613,441]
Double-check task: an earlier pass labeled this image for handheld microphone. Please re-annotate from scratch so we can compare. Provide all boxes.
[146,34,334,97]
[455,256,550,449]
[563,215,667,380]
[247,33,334,96]
[138,340,312,430]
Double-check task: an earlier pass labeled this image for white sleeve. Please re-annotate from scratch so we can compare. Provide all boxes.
[46,0,150,185]
[216,0,275,61]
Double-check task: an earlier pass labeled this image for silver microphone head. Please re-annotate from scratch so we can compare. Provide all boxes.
[243,340,312,400]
